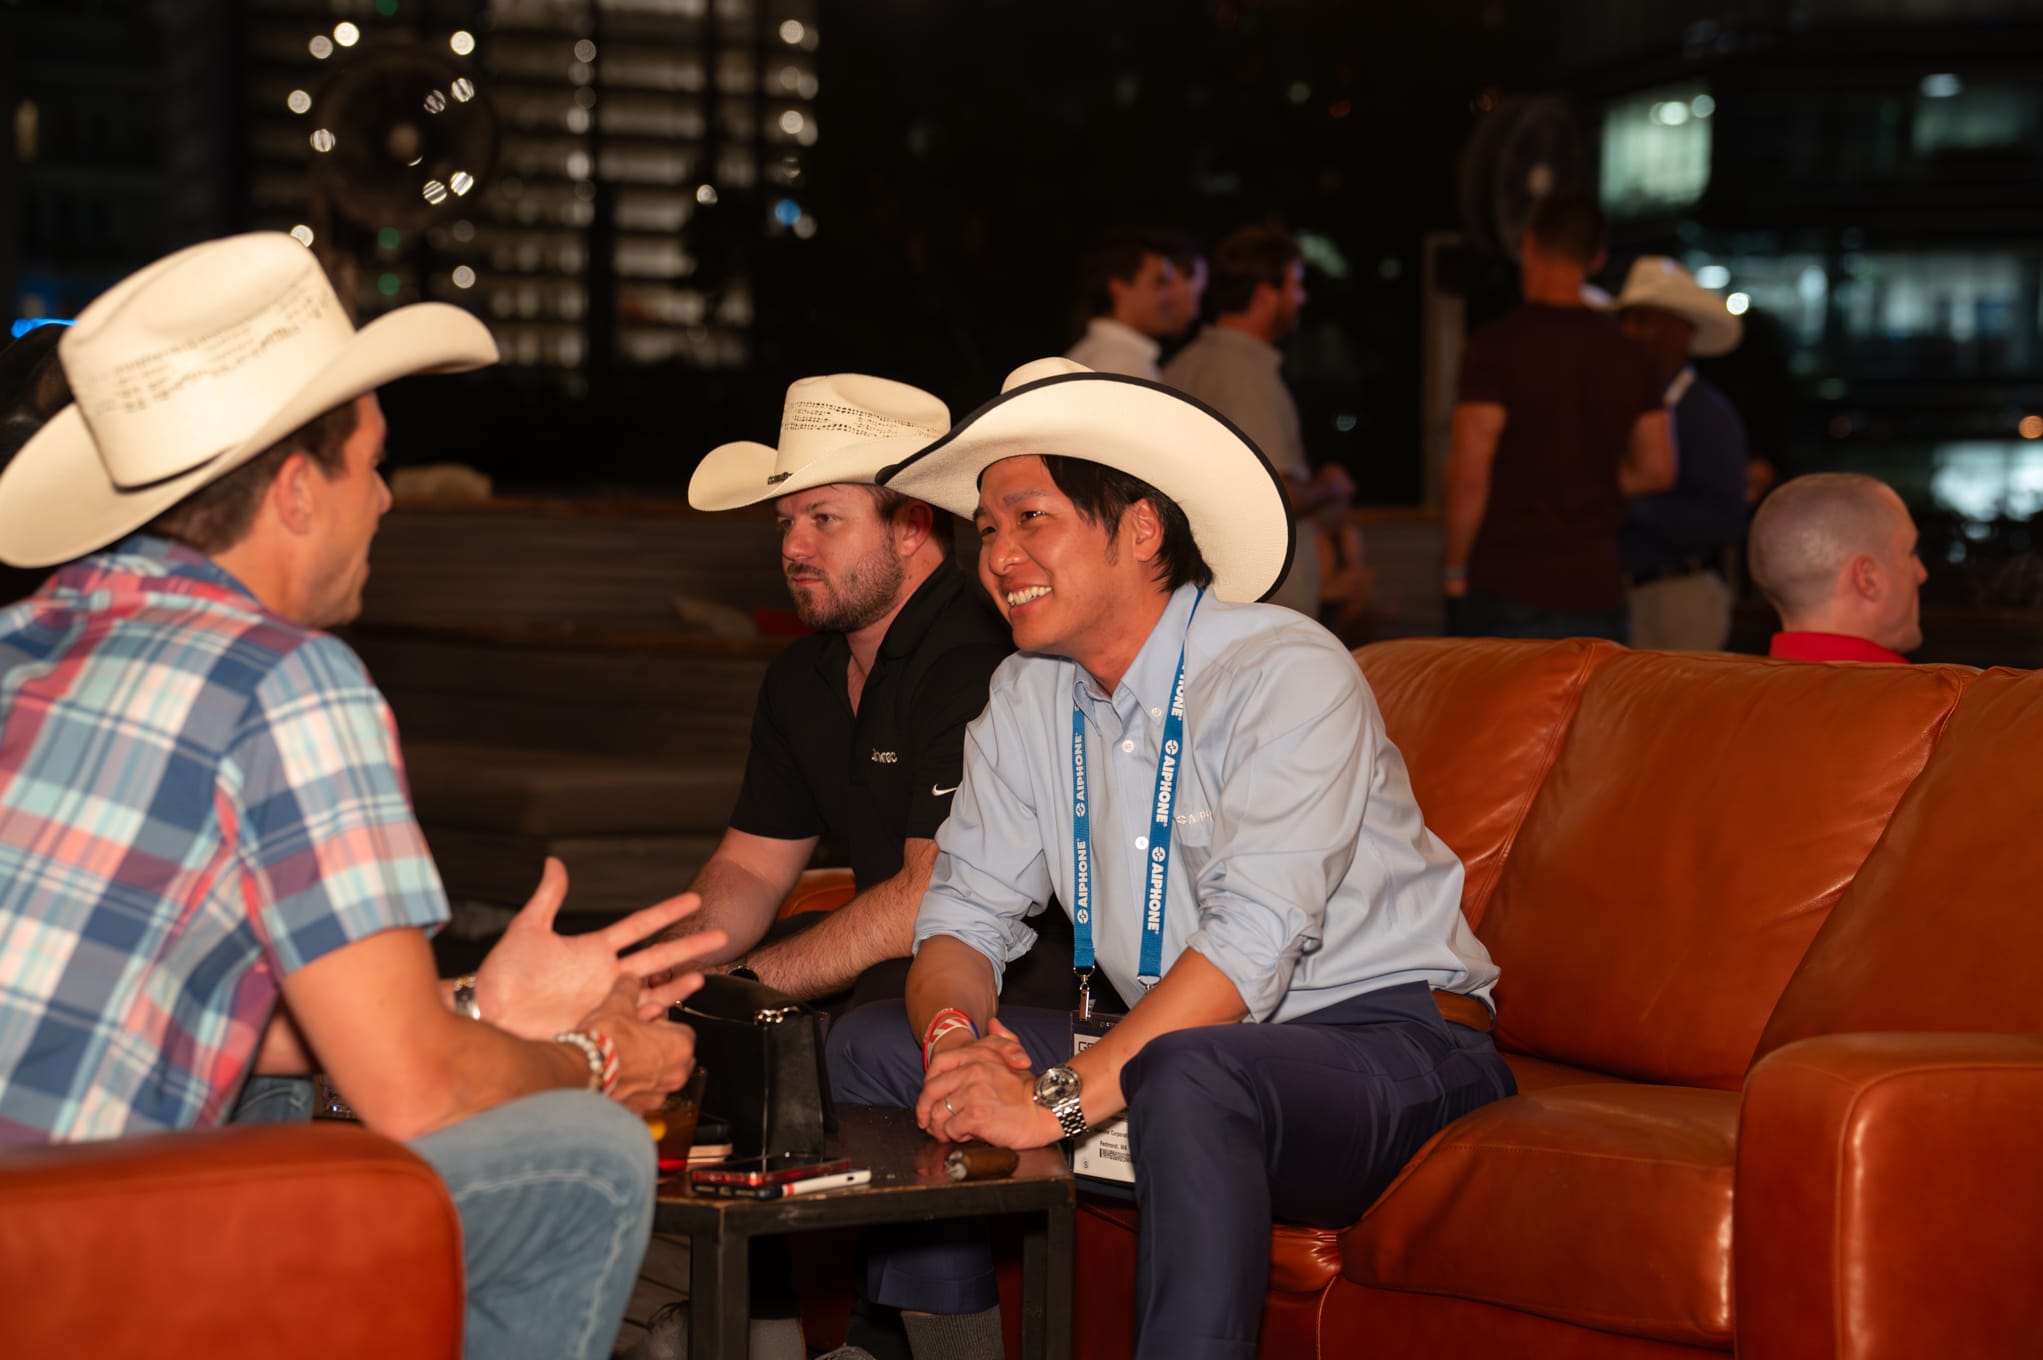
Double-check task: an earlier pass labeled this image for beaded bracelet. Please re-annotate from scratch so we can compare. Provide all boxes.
[554,1029,621,1095]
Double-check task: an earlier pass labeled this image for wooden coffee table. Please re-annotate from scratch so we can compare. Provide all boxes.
[655,1104,1075,1360]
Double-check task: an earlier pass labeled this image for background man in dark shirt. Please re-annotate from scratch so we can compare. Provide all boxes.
[677,375,1072,1010]
[1614,256,1752,651]
[1443,194,1676,641]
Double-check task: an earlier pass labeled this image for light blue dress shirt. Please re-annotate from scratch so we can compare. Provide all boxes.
[914,583,1498,1024]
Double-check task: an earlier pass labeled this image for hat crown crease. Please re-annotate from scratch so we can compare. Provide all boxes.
[766,377,948,482]
[67,242,352,491]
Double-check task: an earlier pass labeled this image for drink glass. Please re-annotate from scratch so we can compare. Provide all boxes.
[644,1065,708,1174]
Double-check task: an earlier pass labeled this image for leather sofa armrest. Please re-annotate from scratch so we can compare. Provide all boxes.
[1735,1032,2043,1360]
[778,866,857,920]
[0,1121,463,1359]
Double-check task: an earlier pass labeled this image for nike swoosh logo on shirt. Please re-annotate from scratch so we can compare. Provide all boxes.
[931,783,960,796]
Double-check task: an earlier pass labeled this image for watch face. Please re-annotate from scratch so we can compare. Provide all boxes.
[1033,1065,1081,1107]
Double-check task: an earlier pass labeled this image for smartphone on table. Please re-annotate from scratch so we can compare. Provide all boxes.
[688,1154,863,1199]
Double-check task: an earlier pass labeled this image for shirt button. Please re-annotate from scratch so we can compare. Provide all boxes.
[1120,739,1135,752]
[1135,836,1148,850]
[1149,707,1162,719]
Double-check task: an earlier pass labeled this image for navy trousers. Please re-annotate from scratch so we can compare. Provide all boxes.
[826,980,1516,1360]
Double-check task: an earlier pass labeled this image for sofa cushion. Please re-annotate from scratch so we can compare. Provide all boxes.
[403,739,744,837]
[1321,1279,1723,1358]
[1757,668,2043,1056]
[1343,1084,1740,1348]
[1356,638,1608,928]
[1475,651,1974,1089]
[1502,1051,1631,1096]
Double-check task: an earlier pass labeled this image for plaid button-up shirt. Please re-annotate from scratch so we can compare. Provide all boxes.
[0,536,447,1143]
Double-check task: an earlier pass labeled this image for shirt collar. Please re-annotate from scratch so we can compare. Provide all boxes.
[1074,582,1202,717]
[50,533,262,606]
[1768,631,1909,664]
[879,560,971,661]
[813,559,971,680]
[1083,317,1162,363]
[1664,365,1697,406]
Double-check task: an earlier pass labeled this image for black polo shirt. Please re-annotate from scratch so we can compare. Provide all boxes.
[731,561,1013,888]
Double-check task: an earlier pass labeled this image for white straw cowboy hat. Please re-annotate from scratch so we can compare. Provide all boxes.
[689,374,951,510]
[0,232,497,568]
[1611,256,1743,357]
[877,357,1294,603]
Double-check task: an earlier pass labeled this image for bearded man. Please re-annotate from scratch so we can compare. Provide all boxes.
[674,376,1078,1012]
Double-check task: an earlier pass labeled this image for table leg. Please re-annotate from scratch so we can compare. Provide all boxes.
[687,1223,751,1360]
[1021,1198,1074,1360]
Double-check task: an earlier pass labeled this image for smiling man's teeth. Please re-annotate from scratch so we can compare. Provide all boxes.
[1006,586,1051,607]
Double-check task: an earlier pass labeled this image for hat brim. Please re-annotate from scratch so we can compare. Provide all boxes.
[0,302,498,568]
[877,372,1295,604]
[688,433,941,510]
[1686,309,1742,358]
[1613,291,1743,358]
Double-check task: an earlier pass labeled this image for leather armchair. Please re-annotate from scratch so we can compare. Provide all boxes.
[0,1121,463,1359]
[1736,1033,2043,1360]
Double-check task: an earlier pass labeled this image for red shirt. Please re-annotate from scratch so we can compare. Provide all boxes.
[1767,631,1909,663]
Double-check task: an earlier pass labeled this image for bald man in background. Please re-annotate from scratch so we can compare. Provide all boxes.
[1746,473,1927,662]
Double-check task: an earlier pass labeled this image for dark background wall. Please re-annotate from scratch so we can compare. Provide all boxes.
[6,0,2043,558]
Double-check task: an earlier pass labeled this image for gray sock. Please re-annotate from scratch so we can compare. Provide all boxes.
[748,1316,804,1360]
[901,1306,1002,1360]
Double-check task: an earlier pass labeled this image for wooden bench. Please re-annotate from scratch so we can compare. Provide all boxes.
[346,499,796,916]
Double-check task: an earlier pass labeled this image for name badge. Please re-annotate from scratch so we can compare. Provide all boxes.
[1069,1011,1135,1184]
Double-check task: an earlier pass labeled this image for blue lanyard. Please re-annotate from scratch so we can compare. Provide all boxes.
[1070,591,1201,1004]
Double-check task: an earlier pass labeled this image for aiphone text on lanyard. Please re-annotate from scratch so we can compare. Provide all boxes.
[1070,589,1202,1020]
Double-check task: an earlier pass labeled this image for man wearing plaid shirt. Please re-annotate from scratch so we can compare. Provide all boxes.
[0,235,726,1360]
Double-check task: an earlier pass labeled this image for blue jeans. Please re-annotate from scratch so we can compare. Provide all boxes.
[828,983,1515,1360]
[411,1091,657,1360]
[228,1075,314,1124]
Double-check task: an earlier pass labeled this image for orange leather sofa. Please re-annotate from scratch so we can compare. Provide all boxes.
[1075,637,2043,1360]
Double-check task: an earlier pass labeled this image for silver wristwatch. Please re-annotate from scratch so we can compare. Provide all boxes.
[1032,1065,1087,1139]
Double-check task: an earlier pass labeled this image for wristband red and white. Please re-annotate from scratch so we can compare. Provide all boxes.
[590,1028,620,1095]
[555,1029,621,1096]
[921,1007,978,1069]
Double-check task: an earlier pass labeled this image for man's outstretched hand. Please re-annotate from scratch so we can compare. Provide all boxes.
[474,858,728,1040]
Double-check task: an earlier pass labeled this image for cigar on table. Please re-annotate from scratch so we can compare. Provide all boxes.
[944,1144,1021,1181]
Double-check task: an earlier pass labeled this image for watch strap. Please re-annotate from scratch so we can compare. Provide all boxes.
[1051,1096,1087,1140]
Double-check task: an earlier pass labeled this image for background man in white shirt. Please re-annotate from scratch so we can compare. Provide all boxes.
[1065,227,1182,381]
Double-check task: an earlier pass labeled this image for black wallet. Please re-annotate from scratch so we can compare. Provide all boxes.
[674,973,837,1158]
